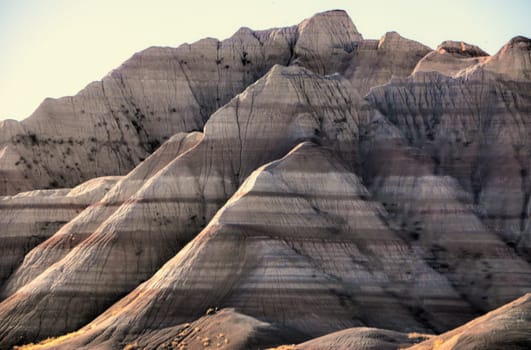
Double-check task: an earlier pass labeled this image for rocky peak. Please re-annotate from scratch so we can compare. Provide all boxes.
[297,9,363,41]
[413,40,489,77]
[504,35,531,51]
[465,35,531,81]
[377,31,431,52]
[437,40,489,57]
[293,10,363,74]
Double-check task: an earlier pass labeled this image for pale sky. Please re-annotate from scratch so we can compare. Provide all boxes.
[1,0,530,120]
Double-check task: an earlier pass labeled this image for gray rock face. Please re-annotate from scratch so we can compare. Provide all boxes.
[0,176,119,288]
[0,8,530,350]
[413,41,489,77]
[0,132,202,299]
[9,142,472,349]
[292,9,363,74]
[0,10,430,196]
[467,36,531,81]
[345,32,431,95]
[0,27,293,193]
[366,39,531,258]
[0,64,370,348]
[359,113,531,312]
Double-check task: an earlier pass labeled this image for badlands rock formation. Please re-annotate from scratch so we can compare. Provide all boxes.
[0,8,530,350]
[0,10,430,195]
[409,293,531,350]
[275,293,531,350]
[413,40,489,76]
[366,35,531,257]
[272,327,429,350]
[0,176,119,287]
[3,142,470,349]
[0,132,202,299]
[0,63,371,348]
[125,308,303,350]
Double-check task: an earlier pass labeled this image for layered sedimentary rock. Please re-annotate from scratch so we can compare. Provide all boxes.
[275,294,531,350]
[1,9,530,350]
[413,41,489,76]
[344,31,431,95]
[291,9,363,74]
[272,327,429,350]
[124,308,303,350]
[1,132,202,298]
[0,64,371,347]
[358,112,531,312]
[409,293,531,350]
[13,142,479,349]
[0,176,119,287]
[465,35,531,81]
[0,24,294,193]
[366,36,531,258]
[0,10,432,195]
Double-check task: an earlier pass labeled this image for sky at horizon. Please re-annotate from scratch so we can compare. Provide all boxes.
[1,0,530,120]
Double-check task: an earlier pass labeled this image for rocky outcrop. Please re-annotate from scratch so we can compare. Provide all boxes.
[413,41,489,76]
[9,142,478,349]
[1,9,530,350]
[345,32,431,95]
[0,65,371,348]
[273,294,531,350]
[463,36,531,81]
[366,37,531,258]
[358,111,531,312]
[292,9,363,74]
[0,23,296,194]
[408,293,531,350]
[124,309,303,350]
[0,176,119,288]
[0,10,433,195]
[0,132,202,298]
[274,294,531,350]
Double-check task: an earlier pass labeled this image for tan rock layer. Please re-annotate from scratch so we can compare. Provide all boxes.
[0,176,120,288]
[0,65,368,348]
[0,132,202,298]
[408,293,531,350]
[15,143,480,349]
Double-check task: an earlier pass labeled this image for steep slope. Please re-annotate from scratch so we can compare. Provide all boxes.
[273,293,531,350]
[0,64,370,347]
[463,35,531,81]
[18,142,480,349]
[358,112,531,312]
[2,9,530,350]
[408,293,531,350]
[0,10,432,195]
[0,131,202,298]
[291,9,363,74]
[345,31,431,95]
[0,24,296,194]
[0,176,120,287]
[366,36,531,258]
